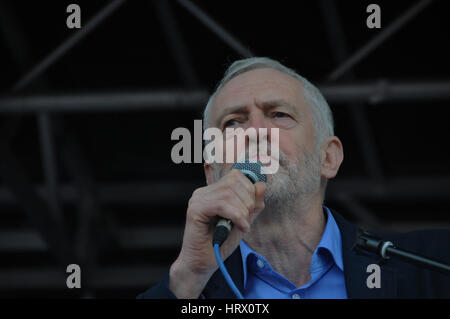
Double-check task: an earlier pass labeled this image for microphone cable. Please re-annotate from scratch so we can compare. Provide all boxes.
[213,242,244,299]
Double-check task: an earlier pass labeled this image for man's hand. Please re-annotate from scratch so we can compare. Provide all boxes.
[169,169,266,298]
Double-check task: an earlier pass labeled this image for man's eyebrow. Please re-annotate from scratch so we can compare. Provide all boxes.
[215,105,249,125]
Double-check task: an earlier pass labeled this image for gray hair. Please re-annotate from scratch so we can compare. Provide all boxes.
[203,57,334,145]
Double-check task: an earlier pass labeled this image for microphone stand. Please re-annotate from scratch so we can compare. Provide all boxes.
[355,231,450,276]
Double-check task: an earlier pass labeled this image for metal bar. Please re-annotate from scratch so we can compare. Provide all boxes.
[320,81,450,103]
[0,178,449,204]
[0,227,184,253]
[0,231,48,252]
[1,81,450,113]
[348,107,383,179]
[326,177,450,201]
[0,266,168,290]
[176,0,253,58]
[328,0,434,81]
[37,113,63,225]
[0,90,209,113]
[0,181,201,205]
[318,0,348,63]
[3,219,450,254]
[152,0,199,86]
[12,0,126,92]
[61,131,115,298]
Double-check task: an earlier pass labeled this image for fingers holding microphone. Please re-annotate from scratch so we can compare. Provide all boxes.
[213,161,267,245]
[169,161,266,298]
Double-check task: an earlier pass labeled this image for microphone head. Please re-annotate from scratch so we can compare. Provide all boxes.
[232,159,267,184]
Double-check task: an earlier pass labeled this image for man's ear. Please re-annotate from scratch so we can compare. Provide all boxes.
[320,136,344,179]
[204,162,215,185]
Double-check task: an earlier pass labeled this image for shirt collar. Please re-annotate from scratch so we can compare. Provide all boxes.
[239,205,344,289]
[313,206,344,272]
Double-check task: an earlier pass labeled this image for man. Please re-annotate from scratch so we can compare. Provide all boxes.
[138,57,450,299]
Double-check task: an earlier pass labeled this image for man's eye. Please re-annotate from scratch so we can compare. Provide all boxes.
[273,112,288,118]
[224,119,238,127]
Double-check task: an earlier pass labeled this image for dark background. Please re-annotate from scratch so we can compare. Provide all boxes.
[0,0,449,298]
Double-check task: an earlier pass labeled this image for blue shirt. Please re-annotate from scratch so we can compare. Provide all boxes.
[239,206,347,299]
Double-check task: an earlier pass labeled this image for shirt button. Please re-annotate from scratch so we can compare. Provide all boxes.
[292,293,301,299]
[256,259,265,269]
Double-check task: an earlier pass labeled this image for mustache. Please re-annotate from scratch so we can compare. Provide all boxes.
[214,148,293,182]
[215,144,292,177]
[242,146,290,169]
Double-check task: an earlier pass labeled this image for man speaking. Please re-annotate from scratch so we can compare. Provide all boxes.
[138,57,450,299]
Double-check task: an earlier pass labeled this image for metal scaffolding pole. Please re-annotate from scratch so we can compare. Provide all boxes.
[0,178,449,205]
[152,0,199,87]
[37,113,63,225]
[1,81,449,113]
[61,131,118,298]
[0,90,209,113]
[177,0,253,58]
[320,81,450,103]
[328,0,434,81]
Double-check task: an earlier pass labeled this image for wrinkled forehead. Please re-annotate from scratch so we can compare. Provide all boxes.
[209,68,309,126]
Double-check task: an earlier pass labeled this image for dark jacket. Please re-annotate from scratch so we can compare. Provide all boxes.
[137,209,450,298]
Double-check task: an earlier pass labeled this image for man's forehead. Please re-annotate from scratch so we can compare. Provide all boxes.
[210,68,307,121]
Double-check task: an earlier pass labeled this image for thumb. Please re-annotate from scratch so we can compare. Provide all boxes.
[253,181,266,215]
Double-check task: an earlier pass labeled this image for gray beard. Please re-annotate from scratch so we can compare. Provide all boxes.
[213,146,322,216]
[263,148,321,215]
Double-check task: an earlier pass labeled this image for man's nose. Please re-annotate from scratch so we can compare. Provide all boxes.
[246,114,272,144]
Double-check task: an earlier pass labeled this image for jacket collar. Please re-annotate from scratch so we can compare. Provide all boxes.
[202,209,398,299]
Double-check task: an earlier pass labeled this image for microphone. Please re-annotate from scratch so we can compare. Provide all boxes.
[212,160,267,247]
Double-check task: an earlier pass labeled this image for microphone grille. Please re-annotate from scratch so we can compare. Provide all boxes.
[231,160,267,184]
